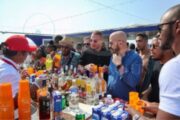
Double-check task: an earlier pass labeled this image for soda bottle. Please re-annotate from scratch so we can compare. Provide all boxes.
[39,80,50,120]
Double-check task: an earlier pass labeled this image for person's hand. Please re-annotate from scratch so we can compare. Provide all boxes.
[84,63,95,72]
[125,103,141,117]
[21,69,29,80]
[141,100,159,115]
[112,54,122,66]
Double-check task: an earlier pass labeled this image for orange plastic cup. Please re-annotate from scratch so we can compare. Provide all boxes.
[27,66,34,75]
[18,80,31,120]
[0,83,14,119]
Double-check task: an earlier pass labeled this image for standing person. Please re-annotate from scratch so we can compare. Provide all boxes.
[0,35,36,118]
[59,39,80,68]
[82,36,91,52]
[135,33,151,93]
[107,31,142,101]
[79,31,111,81]
[125,4,180,120]
[156,4,180,120]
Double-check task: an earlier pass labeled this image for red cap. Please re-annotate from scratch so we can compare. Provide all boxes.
[5,35,35,52]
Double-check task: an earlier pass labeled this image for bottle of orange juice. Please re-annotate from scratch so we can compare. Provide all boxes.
[18,80,31,120]
[98,67,106,96]
[0,83,14,119]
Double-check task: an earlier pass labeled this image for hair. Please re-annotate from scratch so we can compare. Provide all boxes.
[1,43,18,58]
[136,33,148,41]
[130,43,135,50]
[54,35,63,44]
[92,31,103,37]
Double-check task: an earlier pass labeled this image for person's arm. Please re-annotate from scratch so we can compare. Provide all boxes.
[121,56,142,88]
[125,104,155,120]
[156,109,180,120]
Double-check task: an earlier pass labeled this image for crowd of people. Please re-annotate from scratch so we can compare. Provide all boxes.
[0,4,179,120]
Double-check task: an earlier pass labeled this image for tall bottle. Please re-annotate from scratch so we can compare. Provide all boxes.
[39,80,50,120]
[46,54,53,71]
[0,83,14,119]
[18,80,31,120]
[98,67,107,96]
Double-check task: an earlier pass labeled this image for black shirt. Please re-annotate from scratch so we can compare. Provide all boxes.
[148,61,163,102]
[80,47,111,66]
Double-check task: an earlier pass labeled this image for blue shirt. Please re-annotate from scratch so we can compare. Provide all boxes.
[107,50,142,101]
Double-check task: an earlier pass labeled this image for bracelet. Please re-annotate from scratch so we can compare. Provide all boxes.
[133,114,141,120]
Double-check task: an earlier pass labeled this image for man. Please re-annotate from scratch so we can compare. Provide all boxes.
[0,35,35,118]
[156,4,180,120]
[135,33,151,93]
[126,4,180,120]
[107,31,142,101]
[82,36,91,52]
[79,31,111,80]
[125,36,175,120]
[59,39,80,68]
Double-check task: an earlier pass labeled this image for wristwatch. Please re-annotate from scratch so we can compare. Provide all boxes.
[133,114,141,120]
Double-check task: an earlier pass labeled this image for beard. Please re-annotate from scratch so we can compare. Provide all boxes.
[160,25,174,50]
[110,45,119,54]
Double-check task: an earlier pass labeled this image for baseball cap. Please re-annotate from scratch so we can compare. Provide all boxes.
[5,35,35,52]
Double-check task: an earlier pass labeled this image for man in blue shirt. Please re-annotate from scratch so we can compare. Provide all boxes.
[107,31,142,101]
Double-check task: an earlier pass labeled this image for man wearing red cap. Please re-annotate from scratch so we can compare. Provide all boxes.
[0,35,35,118]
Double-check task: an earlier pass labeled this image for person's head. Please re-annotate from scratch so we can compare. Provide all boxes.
[90,31,103,51]
[129,43,136,51]
[2,35,34,64]
[150,37,163,60]
[136,33,148,51]
[158,4,180,54]
[54,35,63,49]
[59,39,73,56]
[46,40,56,54]
[82,36,90,51]
[109,31,127,54]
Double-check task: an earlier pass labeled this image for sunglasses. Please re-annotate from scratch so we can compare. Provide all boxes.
[150,44,159,49]
[157,21,176,33]
[83,43,90,46]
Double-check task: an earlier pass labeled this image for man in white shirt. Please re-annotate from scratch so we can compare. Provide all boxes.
[156,4,180,120]
[0,35,35,118]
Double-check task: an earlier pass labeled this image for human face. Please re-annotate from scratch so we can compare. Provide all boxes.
[136,36,147,50]
[90,34,103,50]
[17,51,29,64]
[109,39,119,54]
[158,18,176,51]
[150,39,163,60]
[61,45,70,56]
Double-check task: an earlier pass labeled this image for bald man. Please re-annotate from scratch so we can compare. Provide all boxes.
[107,31,142,100]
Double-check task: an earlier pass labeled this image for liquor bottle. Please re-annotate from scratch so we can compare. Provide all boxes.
[98,67,107,96]
[0,83,14,119]
[39,80,51,120]
[18,80,31,120]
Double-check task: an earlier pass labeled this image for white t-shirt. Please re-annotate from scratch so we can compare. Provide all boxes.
[0,56,20,97]
[159,54,180,116]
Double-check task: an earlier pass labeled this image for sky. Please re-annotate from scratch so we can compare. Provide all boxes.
[0,0,179,35]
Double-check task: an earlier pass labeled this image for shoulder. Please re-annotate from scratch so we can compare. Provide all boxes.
[127,50,142,62]
[159,55,180,116]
